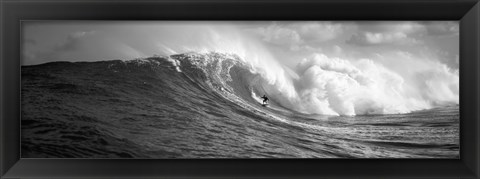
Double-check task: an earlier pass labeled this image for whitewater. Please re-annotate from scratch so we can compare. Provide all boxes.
[150,24,459,116]
[19,22,460,158]
[21,52,459,158]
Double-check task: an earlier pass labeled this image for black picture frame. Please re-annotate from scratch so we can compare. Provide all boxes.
[1,0,479,178]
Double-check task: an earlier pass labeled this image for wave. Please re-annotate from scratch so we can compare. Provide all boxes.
[25,50,458,118]
[21,52,460,158]
[145,25,459,116]
[288,54,459,115]
[114,51,457,116]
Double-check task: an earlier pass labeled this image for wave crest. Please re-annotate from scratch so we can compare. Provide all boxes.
[261,53,459,116]
[124,51,459,116]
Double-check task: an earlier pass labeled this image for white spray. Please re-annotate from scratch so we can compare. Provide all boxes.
[153,23,459,116]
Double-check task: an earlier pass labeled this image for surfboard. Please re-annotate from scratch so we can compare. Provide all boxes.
[262,104,268,107]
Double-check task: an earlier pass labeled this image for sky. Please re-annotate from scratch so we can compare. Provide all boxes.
[23,21,459,68]
[22,21,459,115]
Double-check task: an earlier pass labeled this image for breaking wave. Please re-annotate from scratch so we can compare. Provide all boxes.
[21,52,460,158]
[132,51,459,116]
[149,25,459,116]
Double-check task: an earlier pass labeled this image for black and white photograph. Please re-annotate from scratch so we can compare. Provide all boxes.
[21,21,459,158]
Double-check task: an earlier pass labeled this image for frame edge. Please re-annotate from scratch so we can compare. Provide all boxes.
[1,0,480,178]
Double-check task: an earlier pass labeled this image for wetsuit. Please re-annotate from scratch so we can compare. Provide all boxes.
[261,96,269,104]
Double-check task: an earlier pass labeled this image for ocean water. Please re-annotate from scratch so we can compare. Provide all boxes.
[21,52,459,158]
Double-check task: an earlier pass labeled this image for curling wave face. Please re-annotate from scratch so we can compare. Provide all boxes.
[149,25,458,116]
[158,51,458,116]
[21,52,459,158]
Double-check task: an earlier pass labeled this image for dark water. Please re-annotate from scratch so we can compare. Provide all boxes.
[21,52,459,158]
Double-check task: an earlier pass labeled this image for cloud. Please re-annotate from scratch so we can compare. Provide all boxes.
[248,22,344,49]
[348,31,419,46]
[347,22,425,46]
[355,22,425,34]
[296,22,344,42]
[422,21,459,37]
[55,31,95,51]
[252,23,302,47]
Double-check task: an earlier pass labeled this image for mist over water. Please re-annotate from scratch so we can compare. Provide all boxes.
[152,25,459,116]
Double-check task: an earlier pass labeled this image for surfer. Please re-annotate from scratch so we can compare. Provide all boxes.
[261,95,269,105]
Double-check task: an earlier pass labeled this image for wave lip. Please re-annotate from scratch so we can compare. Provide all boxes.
[23,51,459,117]
[107,51,459,117]
[21,52,460,158]
[243,53,459,116]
